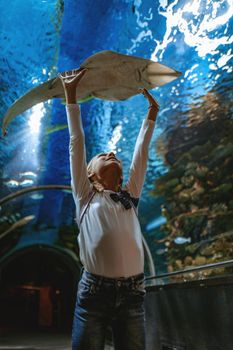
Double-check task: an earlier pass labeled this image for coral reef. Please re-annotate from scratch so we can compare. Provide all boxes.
[153,91,233,280]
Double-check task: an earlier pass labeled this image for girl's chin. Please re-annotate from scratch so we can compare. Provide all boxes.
[108,163,122,171]
[101,163,122,174]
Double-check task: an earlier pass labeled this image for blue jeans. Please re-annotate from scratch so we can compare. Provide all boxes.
[72,269,146,350]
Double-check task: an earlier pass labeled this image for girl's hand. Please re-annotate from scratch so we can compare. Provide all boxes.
[140,88,160,122]
[140,88,159,112]
[59,68,87,90]
[59,68,87,104]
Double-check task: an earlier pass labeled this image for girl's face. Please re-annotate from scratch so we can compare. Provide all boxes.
[88,151,123,187]
[91,152,122,176]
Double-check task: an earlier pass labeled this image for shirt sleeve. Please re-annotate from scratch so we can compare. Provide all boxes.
[65,104,92,204]
[125,118,155,198]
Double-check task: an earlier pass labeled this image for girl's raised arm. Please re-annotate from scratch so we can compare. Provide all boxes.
[59,69,92,205]
[125,89,159,199]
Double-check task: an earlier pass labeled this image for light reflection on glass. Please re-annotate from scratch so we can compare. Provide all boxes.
[27,102,45,134]
[108,124,122,153]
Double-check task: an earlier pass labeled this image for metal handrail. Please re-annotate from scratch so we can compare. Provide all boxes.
[145,259,233,281]
[0,185,71,206]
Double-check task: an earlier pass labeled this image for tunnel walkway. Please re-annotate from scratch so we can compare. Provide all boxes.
[0,331,113,350]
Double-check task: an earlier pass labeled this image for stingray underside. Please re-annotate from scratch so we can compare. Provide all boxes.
[2,50,181,135]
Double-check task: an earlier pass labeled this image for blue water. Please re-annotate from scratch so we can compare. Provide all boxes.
[0,0,232,277]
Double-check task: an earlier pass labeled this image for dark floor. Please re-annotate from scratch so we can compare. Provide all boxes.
[0,331,113,350]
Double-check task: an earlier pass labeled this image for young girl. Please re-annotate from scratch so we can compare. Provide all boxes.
[59,68,159,350]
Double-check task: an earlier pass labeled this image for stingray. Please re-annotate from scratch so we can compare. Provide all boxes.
[2,50,181,135]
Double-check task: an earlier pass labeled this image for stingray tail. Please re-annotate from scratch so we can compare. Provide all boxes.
[1,77,61,136]
[147,62,182,86]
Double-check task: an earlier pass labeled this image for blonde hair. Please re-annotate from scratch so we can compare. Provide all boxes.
[87,153,123,192]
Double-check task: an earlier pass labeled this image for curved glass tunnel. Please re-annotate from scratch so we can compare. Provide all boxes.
[0,0,233,348]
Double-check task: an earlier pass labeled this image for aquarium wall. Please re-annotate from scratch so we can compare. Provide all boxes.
[0,0,233,290]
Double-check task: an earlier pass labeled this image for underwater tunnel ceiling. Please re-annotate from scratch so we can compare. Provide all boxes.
[0,0,233,280]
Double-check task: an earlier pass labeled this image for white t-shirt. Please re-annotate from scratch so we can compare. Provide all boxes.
[66,104,155,278]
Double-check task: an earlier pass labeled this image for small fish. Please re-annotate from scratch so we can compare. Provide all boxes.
[174,237,191,245]
[4,180,19,188]
[30,193,44,200]
[155,248,168,255]
[10,214,17,222]
[20,179,34,186]
[19,172,37,178]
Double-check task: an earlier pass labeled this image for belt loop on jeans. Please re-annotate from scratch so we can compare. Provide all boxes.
[132,276,136,283]
[80,266,84,278]
[98,275,103,287]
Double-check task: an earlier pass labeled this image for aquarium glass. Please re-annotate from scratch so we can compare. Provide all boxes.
[0,0,233,283]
